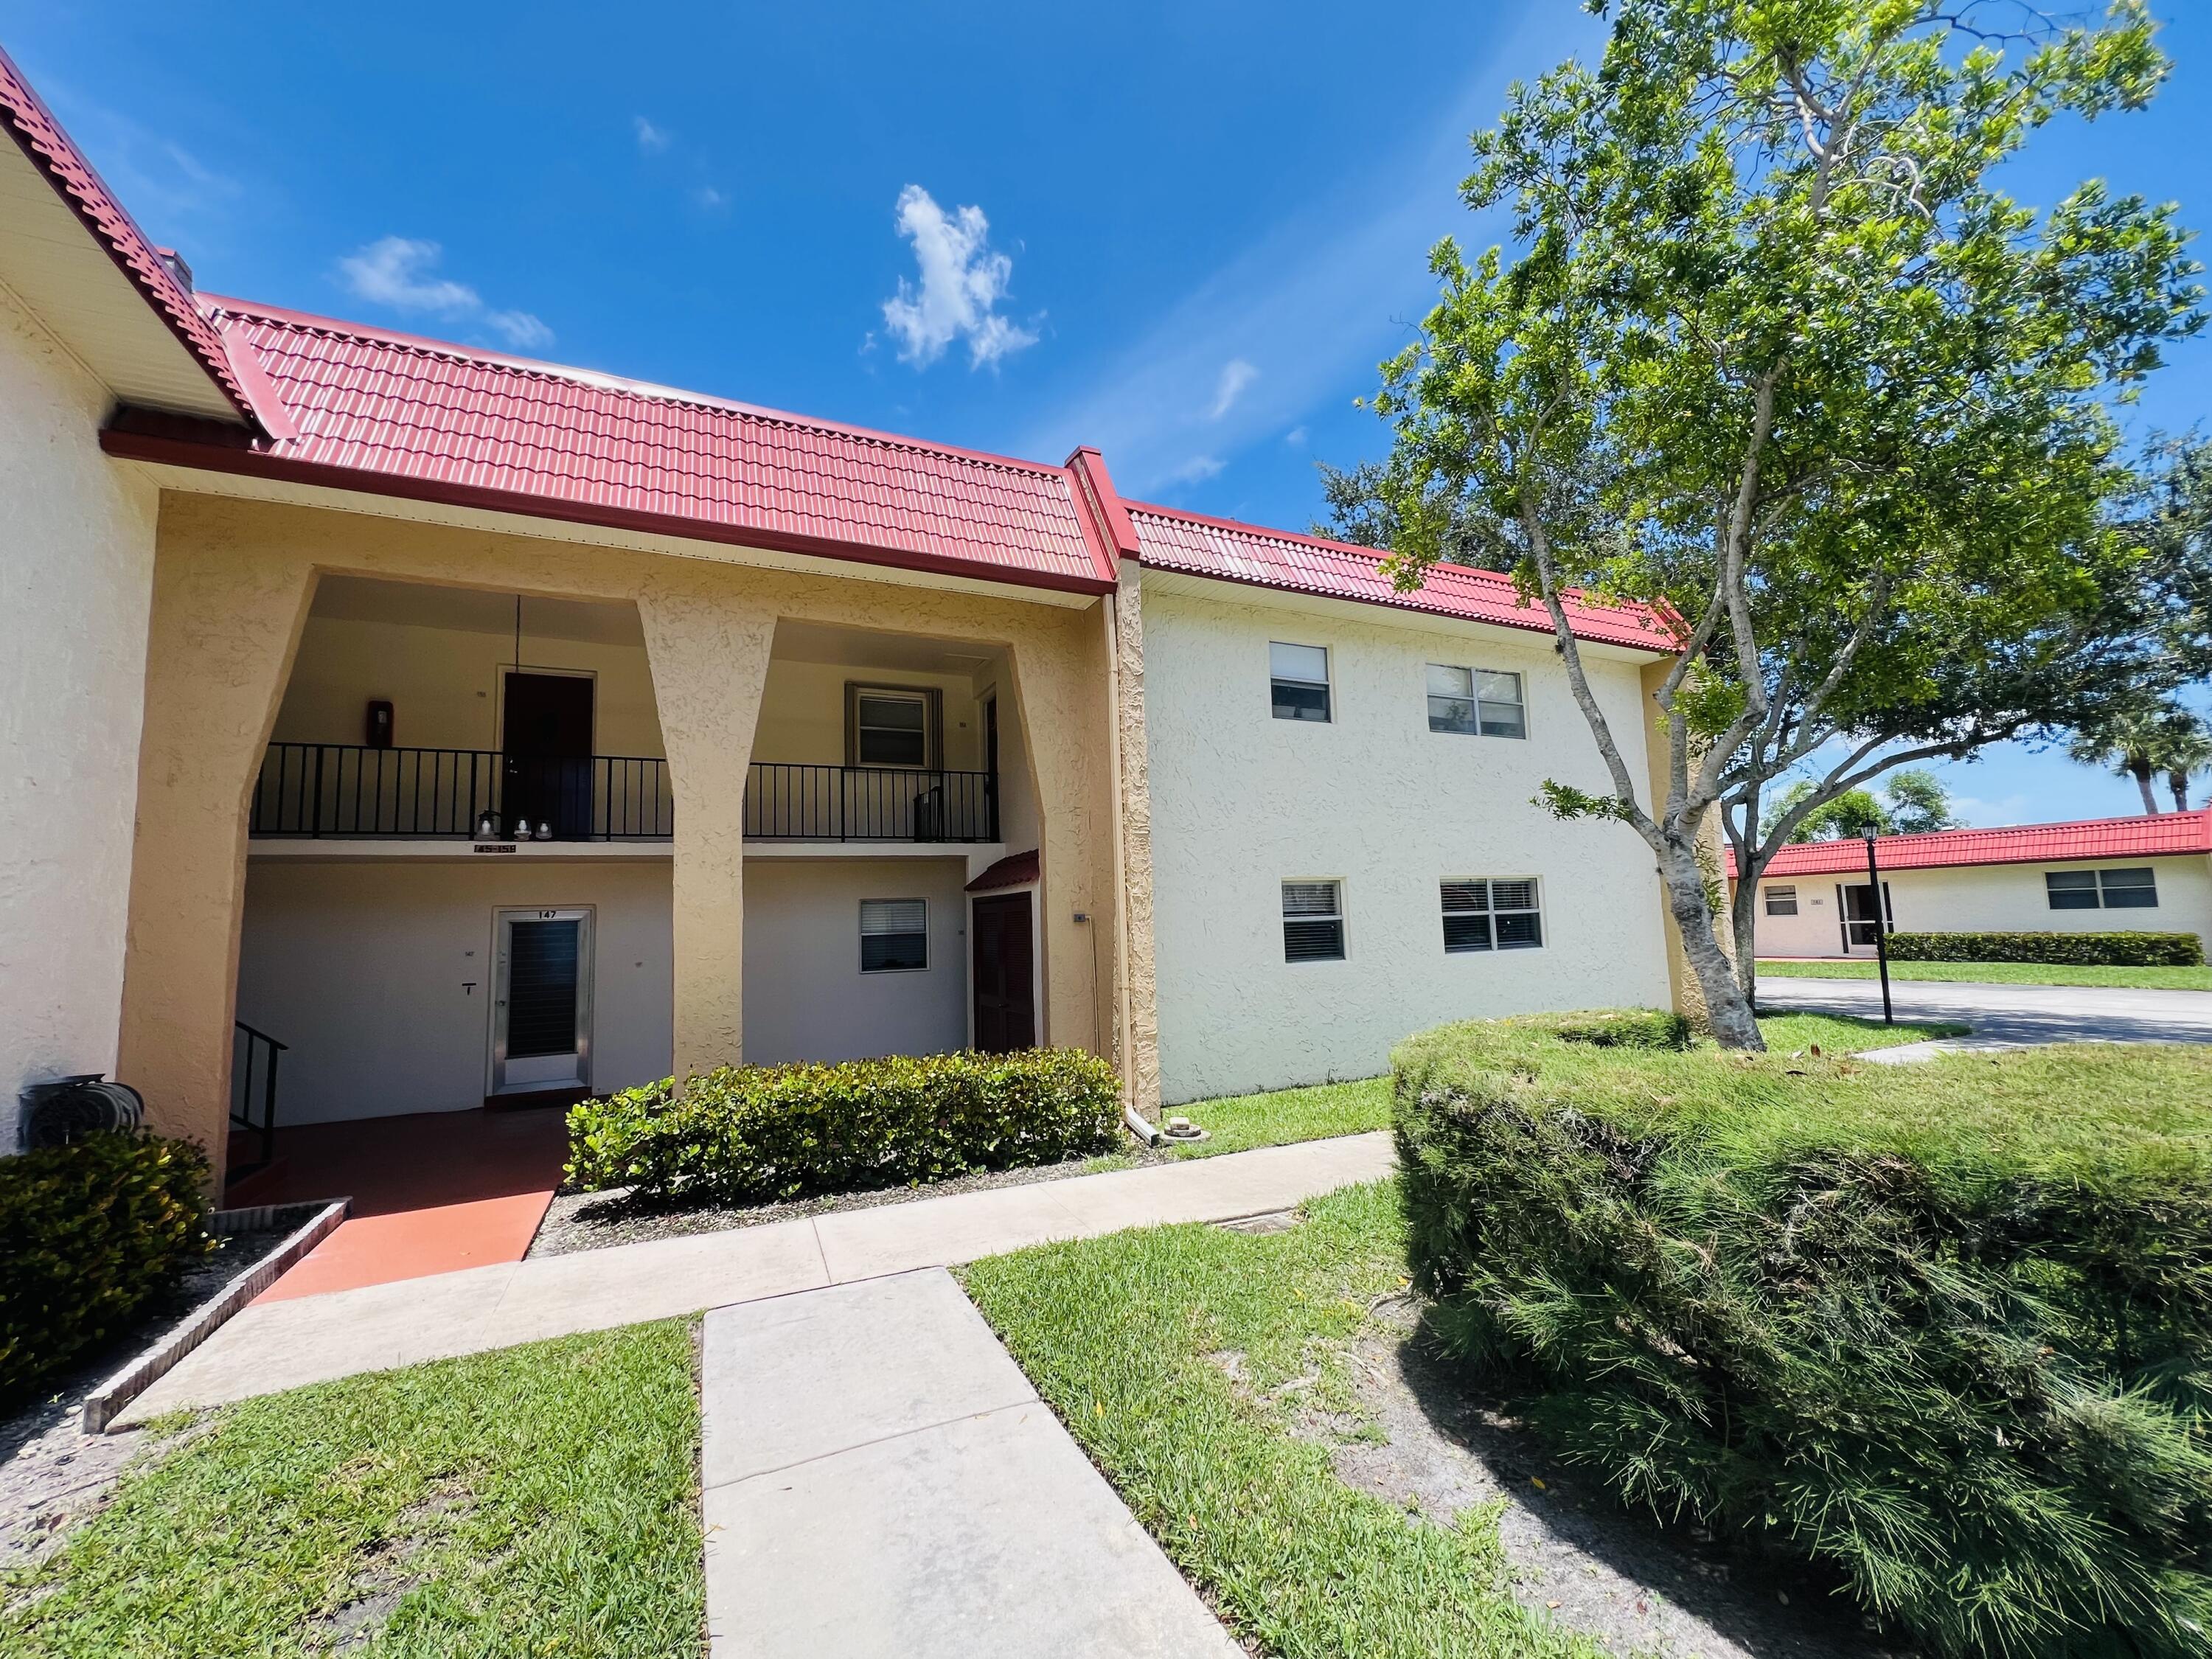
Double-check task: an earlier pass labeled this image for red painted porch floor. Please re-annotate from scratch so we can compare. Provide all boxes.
[235,1107,570,1301]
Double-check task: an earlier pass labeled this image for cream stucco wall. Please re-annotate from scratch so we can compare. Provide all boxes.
[1141,580,1674,1104]
[119,493,1125,1161]
[741,857,972,1065]
[272,613,667,758]
[0,284,161,1147]
[749,659,985,771]
[1752,854,2212,957]
[236,856,674,1122]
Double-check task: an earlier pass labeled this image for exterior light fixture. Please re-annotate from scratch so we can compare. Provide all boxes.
[514,819,533,841]
[474,810,498,841]
[537,821,552,841]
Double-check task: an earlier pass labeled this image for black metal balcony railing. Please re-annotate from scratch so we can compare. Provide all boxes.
[743,762,997,843]
[248,744,998,844]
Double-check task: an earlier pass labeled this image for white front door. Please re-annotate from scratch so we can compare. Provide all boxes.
[492,908,594,1093]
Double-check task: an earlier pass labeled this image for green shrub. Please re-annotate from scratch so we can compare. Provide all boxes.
[0,1131,212,1408]
[1394,1009,2212,1659]
[1885,928,2205,966]
[566,1048,1121,1204]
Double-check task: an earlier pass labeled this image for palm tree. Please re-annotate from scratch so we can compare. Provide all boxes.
[2069,708,2209,815]
[2163,718,2212,811]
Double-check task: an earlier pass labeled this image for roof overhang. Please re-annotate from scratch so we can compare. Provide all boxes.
[1136,563,1672,664]
[111,449,1105,610]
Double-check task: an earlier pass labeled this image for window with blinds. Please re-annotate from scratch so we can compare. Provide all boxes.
[1440,878,1543,952]
[860,897,928,972]
[2046,866,2158,910]
[1764,884,1798,917]
[1270,642,1332,723]
[1425,664,1526,738]
[850,686,934,768]
[1281,880,1345,961]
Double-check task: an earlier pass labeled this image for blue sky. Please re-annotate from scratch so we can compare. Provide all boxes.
[7,1,2208,827]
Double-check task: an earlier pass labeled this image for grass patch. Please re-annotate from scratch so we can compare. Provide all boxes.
[961,1180,1591,1658]
[1759,956,2212,990]
[1,1321,702,1658]
[1143,1012,1958,1159]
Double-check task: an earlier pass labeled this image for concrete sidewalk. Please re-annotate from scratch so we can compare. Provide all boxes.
[117,1132,1393,1425]
[701,1270,1242,1658]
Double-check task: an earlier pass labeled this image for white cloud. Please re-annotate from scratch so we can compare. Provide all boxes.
[634,116,672,153]
[1168,455,1226,484]
[485,310,555,350]
[335,237,554,350]
[1284,425,1309,447]
[1208,358,1259,419]
[880,185,1038,370]
[695,184,729,209]
[338,237,481,316]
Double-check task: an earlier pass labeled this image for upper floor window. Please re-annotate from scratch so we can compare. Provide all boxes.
[1427,665,1525,738]
[1441,878,1543,952]
[849,685,937,769]
[1282,880,1345,961]
[2048,867,2157,911]
[1270,643,1332,723]
[860,898,928,971]
[1764,884,1799,917]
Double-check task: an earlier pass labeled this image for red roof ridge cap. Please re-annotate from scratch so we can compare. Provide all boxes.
[207,294,1079,481]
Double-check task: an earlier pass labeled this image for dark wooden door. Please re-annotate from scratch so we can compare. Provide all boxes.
[972,892,1035,1053]
[504,672,594,838]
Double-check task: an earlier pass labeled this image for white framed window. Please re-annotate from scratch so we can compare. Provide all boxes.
[1764,884,1799,917]
[2047,866,2158,911]
[860,898,928,972]
[1426,664,1526,738]
[849,686,936,768]
[1440,878,1544,952]
[1270,642,1332,723]
[1281,880,1345,961]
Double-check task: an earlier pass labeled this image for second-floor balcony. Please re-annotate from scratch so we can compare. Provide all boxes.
[248,742,1000,845]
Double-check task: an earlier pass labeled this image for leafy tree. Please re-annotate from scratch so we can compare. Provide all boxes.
[1761,782,1891,841]
[1354,0,2202,1044]
[1882,768,1960,834]
[2166,719,2212,810]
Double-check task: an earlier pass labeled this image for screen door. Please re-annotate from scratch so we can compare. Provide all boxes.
[492,908,594,1093]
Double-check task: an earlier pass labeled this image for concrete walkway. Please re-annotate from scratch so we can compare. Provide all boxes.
[117,1132,1393,1425]
[702,1270,1241,1658]
[1759,975,2212,1058]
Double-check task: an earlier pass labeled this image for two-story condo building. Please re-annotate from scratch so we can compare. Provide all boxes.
[1,46,1694,1190]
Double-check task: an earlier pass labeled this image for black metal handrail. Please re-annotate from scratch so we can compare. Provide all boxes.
[742,762,998,842]
[248,744,1000,844]
[250,743,674,840]
[231,1019,285,1174]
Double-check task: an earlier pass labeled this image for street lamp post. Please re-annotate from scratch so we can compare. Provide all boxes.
[1863,831,1893,1025]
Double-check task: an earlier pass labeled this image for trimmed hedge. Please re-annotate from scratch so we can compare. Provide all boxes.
[1885,928,2205,967]
[1394,1010,2212,1659]
[566,1047,1121,1204]
[1,1131,212,1408]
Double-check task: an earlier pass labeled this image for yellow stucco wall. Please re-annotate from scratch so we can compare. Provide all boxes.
[120,493,1130,1161]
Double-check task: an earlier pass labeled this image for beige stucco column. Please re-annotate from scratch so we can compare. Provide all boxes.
[1107,571,1161,1114]
[637,573,776,1078]
[1638,658,1735,1030]
[117,504,318,1157]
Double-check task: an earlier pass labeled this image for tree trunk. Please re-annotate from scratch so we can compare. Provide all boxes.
[2133,760,2160,815]
[1658,838,1764,1049]
[1731,866,1761,1009]
[2171,769,2191,813]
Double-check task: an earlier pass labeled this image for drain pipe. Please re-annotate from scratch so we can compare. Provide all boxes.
[1123,1102,1164,1147]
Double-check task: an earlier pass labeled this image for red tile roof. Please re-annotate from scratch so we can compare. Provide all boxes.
[966,849,1040,892]
[1732,810,2212,879]
[102,300,1122,595]
[1125,503,1669,650]
[0,45,257,425]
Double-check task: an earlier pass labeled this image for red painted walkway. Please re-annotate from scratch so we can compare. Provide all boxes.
[236,1107,570,1301]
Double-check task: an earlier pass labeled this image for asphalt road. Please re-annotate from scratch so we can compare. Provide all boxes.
[1756,975,2212,1055]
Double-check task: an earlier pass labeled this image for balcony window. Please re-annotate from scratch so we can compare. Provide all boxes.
[849,686,937,769]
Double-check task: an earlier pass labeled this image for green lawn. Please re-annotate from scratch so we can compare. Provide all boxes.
[963,1178,1592,1659]
[1,1322,702,1659]
[1140,1011,1960,1155]
[1759,956,2212,991]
